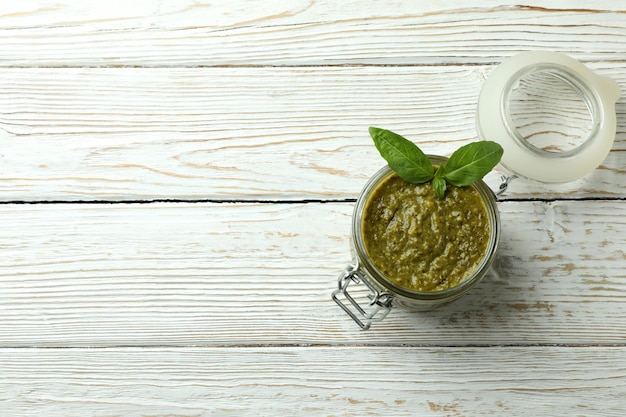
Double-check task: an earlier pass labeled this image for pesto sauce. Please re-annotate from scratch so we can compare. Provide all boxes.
[362,173,490,292]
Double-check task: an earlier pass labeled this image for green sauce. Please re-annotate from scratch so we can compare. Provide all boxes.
[362,173,490,292]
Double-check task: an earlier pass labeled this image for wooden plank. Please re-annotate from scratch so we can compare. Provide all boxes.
[0,67,623,201]
[1,1,625,66]
[0,346,624,416]
[0,201,623,346]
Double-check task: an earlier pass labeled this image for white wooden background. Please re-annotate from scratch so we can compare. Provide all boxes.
[0,1,624,416]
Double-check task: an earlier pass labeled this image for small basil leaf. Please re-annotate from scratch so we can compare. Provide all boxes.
[433,176,447,200]
[433,164,446,199]
[442,141,503,187]
[369,127,434,184]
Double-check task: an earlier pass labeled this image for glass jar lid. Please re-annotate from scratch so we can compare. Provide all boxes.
[477,51,620,183]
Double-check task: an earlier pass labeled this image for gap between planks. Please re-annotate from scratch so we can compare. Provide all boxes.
[0,196,624,205]
[1,342,626,350]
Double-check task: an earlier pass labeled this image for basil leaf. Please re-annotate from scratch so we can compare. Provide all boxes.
[368,128,502,199]
[369,127,434,184]
[442,141,503,187]
[433,164,447,199]
[433,176,447,200]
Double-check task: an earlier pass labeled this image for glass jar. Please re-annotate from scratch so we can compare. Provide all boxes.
[333,52,619,330]
[332,156,501,329]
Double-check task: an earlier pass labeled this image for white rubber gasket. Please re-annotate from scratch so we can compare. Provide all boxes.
[477,51,620,183]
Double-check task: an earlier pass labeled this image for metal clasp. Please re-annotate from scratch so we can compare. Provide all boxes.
[496,174,517,197]
[332,264,393,330]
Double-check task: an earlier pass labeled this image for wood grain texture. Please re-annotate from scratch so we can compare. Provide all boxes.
[1,346,624,416]
[0,201,623,347]
[0,66,623,201]
[0,1,625,66]
[2,2,625,415]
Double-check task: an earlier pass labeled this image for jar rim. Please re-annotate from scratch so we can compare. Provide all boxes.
[500,63,599,159]
[351,157,500,302]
